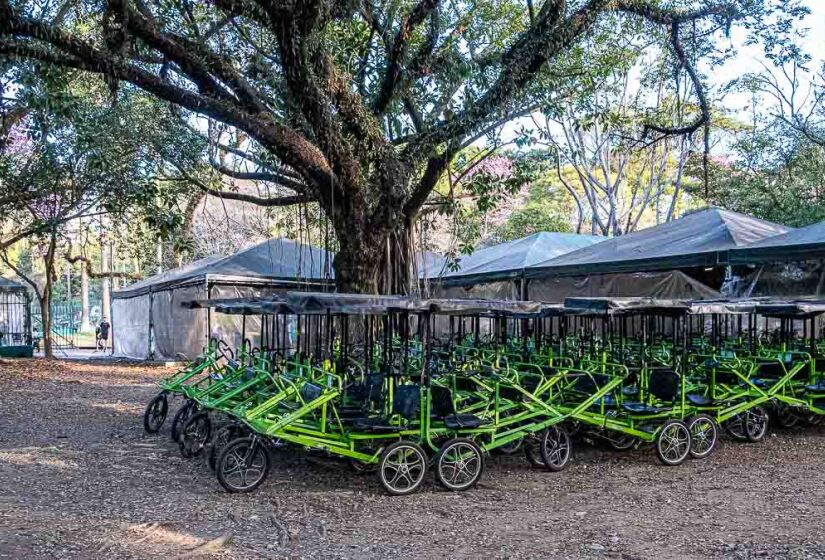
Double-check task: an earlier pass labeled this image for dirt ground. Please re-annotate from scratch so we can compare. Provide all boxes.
[1,359,825,559]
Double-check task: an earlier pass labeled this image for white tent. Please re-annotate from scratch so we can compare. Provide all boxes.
[112,238,333,360]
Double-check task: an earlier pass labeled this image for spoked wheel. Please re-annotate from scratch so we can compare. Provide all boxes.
[216,436,271,493]
[494,437,523,455]
[745,406,769,442]
[143,393,168,434]
[435,438,484,491]
[687,414,718,459]
[606,433,637,452]
[180,411,212,458]
[378,441,428,496]
[724,414,748,441]
[208,424,242,471]
[523,437,545,467]
[171,400,197,443]
[774,405,799,429]
[655,420,691,466]
[539,425,572,472]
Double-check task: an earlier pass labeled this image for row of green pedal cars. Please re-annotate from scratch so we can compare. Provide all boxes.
[142,293,825,495]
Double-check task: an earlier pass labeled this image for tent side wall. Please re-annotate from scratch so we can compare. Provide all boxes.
[207,284,290,354]
[112,293,152,359]
[151,284,208,360]
[432,279,520,300]
[734,260,825,298]
[527,270,720,303]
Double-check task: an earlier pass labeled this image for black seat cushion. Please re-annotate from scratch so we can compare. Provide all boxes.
[352,417,404,432]
[622,385,639,397]
[750,378,776,388]
[686,394,713,406]
[392,385,421,420]
[806,381,825,393]
[621,402,671,414]
[648,369,680,401]
[592,395,618,408]
[300,382,323,402]
[444,413,483,429]
[430,385,456,418]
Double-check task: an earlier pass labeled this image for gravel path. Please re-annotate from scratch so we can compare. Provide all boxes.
[1,358,825,559]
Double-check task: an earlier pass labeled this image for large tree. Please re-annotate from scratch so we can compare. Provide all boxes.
[0,0,803,292]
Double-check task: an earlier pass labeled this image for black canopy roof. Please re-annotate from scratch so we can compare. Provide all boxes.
[729,218,825,264]
[0,277,27,293]
[525,208,790,278]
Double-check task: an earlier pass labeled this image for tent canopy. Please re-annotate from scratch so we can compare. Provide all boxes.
[729,218,825,264]
[0,277,27,293]
[526,207,791,278]
[438,232,600,286]
[114,237,334,299]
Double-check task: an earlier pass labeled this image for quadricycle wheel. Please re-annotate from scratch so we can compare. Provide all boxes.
[179,411,212,458]
[435,438,484,491]
[539,425,572,472]
[216,436,271,493]
[378,441,428,496]
[655,420,691,466]
[143,393,168,434]
[171,399,198,443]
[687,414,718,459]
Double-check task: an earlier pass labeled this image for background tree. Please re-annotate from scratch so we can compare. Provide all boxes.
[0,0,798,293]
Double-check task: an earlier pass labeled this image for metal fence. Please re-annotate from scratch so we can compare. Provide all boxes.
[30,301,79,350]
[0,290,32,347]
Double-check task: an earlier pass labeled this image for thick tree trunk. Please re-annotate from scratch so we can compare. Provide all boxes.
[79,263,91,332]
[333,230,414,295]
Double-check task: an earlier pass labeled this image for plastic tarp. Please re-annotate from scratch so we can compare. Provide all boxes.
[0,277,27,293]
[564,297,691,316]
[526,208,791,277]
[433,280,519,301]
[527,270,720,303]
[437,232,599,286]
[730,219,825,264]
[112,293,151,359]
[737,261,825,299]
[153,284,208,360]
[114,237,333,299]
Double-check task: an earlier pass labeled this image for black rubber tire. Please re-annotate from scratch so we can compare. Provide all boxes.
[378,441,428,496]
[523,437,545,467]
[493,437,523,455]
[687,414,718,459]
[606,433,637,451]
[171,400,197,443]
[435,438,484,491]
[216,437,271,493]
[774,405,799,428]
[539,425,572,472]
[179,411,212,458]
[655,420,691,466]
[724,414,748,441]
[745,406,769,442]
[143,394,168,434]
[208,424,241,471]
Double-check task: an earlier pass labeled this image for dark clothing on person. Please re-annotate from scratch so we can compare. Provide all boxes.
[99,321,110,340]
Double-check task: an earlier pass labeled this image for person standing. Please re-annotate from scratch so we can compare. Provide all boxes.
[98,317,111,353]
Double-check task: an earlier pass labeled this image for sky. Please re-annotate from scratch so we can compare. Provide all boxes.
[499,1,825,150]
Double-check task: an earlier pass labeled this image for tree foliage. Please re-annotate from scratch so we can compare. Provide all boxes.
[0,0,800,292]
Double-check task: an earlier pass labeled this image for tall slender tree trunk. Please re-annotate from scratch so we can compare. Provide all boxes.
[79,262,91,332]
[101,242,111,322]
[40,231,57,359]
